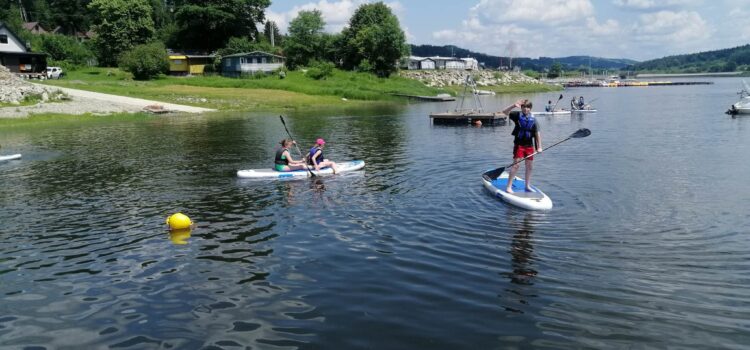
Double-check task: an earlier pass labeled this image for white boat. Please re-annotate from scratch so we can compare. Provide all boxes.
[474,89,496,96]
[237,160,365,179]
[0,154,22,162]
[727,80,750,115]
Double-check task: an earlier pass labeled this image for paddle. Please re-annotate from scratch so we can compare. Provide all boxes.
[550,94,563,112]
[483,128,591,181]
[279,115,316,177]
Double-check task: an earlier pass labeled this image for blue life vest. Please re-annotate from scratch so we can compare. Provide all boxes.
[517,113,535,140]
[308,146,324,165]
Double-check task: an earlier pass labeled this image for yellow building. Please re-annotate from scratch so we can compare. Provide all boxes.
[169,54,215,75]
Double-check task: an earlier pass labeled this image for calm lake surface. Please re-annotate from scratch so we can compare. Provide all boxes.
[1,78,750,349]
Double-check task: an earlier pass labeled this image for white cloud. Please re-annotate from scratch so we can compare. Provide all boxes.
[633,10,711,43]
[471,0,594,25]
[586,17,620,36]
[614,0,701,10]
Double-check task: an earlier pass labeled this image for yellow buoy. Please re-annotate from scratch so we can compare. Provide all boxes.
[166,212,192,230]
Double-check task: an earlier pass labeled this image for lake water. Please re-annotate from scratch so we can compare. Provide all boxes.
[1,78,749,349]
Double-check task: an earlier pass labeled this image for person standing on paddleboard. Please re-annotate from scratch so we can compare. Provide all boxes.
[275,139,308,172]
[502,99,543,193]
[308,138,339,173]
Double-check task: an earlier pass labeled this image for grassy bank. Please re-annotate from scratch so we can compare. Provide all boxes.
[40,68,447,111]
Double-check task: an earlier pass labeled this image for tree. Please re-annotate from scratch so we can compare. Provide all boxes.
[283,10,325,69]
[88,0,156,66]
[548,62,563,79]
[339,2,407,77]
[34,33,94,66]
[48,0,92,35]
[173,0,270,52]
[119,41,169,80]
[216,36,277,57]
[263,20,282,47]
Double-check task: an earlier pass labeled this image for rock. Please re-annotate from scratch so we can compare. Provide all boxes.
[0,64,64,105]
[42,91,49,101]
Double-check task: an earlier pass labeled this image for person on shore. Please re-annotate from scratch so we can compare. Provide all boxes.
[502,99,543,193]
[308,138,339,173]
[545,100,553,112]
[274,139,308,172]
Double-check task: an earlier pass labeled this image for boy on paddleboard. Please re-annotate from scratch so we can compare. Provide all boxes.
[502,99,543,193]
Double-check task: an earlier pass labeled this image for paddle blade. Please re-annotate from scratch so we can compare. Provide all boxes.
[483,167,505,181]
[279,115,286,126]
[558,94,563,100]
[571,128,591,138]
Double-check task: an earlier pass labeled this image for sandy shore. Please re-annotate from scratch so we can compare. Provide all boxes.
[0,84,216,118]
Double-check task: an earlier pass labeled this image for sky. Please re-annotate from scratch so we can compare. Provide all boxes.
[266,0,750,61]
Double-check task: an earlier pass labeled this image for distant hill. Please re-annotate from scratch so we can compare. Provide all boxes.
[630,44,750,73]
[409,44,637,71]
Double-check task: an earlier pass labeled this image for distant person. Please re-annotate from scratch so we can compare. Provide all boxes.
[570,97,578,110]
[545,100,553,112]
[578,96,585,109]
[308,138,339,173]
[502,99,543,193]
[274,139,308,172]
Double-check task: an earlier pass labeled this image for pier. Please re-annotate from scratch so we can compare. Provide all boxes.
[563,81,713,88]
[429,111,507,125]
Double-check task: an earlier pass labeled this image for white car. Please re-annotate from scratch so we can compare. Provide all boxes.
[46,67,64,79]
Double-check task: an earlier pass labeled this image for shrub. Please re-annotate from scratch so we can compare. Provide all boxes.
[306,60,334,80]
[34,34,95,66]
[118,42,169,80]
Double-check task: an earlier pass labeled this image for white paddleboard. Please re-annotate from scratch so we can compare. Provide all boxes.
[571,109,597,113]
[0,154,22,162]
[237,160,365,179]
[535,110,571,116]
[482,171,553,210]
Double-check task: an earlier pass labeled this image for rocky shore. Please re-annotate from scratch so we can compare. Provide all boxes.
[400,70,543,88]
[0,65,65,105]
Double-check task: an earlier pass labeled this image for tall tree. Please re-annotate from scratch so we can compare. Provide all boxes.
[48,0,92,35]
[263,20,281,47]
[88,0,156,66]
[339,2,407,77]
[283,10,325,69]
[173,0,270,52]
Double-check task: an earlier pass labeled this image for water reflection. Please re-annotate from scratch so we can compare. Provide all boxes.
[169,228,192,245]
[501,213,538,314]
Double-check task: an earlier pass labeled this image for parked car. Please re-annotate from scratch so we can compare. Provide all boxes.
[46,67,64,79]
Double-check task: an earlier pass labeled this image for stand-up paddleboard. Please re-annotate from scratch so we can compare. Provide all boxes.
[0,154,22,162]
[238,160,365,179]
[482,170,553,210]
[535,110,571,116]
[572,109,597,113]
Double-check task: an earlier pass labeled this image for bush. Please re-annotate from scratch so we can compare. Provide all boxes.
[34,33,95,66]
[118,42,169,80]
[306,60,334,80]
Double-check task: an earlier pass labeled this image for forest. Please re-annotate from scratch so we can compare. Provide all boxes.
[630,44,750,73]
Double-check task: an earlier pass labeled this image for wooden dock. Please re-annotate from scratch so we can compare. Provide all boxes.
[392,93,456,102]
[430,111,507,125]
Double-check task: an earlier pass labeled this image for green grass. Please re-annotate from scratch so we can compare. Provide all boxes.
[0,112,154,127]
[444,82,562,95]
[40,67,449,111]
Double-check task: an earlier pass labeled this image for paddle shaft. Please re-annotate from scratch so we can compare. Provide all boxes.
[279,116,316,177]
[550,94,563,112]
[507,135,572,168]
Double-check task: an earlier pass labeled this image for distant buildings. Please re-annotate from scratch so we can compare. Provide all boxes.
[22,22,47,34]
[220,51,285,77]
[168,53,215,76]
[403,56,480,70]
[0,22,47,77]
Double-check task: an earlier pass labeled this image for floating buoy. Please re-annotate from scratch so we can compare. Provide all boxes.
[169,228,192,245]
[166,212,192,230]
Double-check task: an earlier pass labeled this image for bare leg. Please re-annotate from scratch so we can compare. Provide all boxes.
[524,159,533,191]
[505,160,522,193]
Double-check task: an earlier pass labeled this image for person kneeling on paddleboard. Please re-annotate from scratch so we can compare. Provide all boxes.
[502,99,543,193]
[275,139,308,172]
[308,138,339,173]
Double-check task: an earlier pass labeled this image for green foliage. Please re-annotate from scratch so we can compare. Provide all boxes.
[88,0,156,67]
[283,10,326,69]
[548,62,562,79]
[118,41,168,80]
[33,33,94,66]
[633,44,750,73]
[173,0,270,52]
[306,60,334,80]
[263,20,282,46]
[339,2,407,77]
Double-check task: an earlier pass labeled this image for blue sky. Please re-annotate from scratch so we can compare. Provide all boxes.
[267,0,750,61]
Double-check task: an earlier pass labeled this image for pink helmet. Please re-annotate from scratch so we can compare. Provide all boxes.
[316,138,326,145]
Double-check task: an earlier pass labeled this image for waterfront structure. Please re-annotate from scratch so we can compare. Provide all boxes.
[169,54,215,75]
[221,51,285,77]
[404,55,478,70]
[0,22,47,77]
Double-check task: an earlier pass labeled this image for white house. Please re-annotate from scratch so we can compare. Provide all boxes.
[0,22,47,75]
[461,57,479,70]
[221,51,285,77]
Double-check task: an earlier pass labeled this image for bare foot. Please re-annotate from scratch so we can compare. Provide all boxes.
[505,187,514,193]
[525,187,533,192]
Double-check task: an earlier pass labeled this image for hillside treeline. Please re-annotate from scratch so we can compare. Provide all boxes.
[630,44,750,73]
